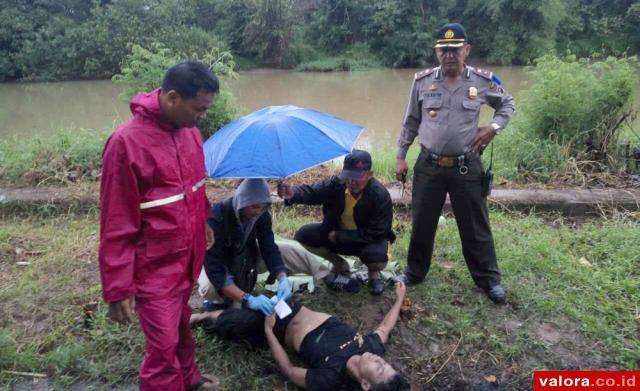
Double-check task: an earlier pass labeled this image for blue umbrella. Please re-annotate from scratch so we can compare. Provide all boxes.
[203,105,364,178]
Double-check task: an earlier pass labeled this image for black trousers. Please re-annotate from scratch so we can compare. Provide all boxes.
[294,223,388,265]
[406,150,500,289]
[201,300,301,347]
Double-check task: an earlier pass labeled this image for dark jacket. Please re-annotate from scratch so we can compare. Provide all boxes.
[204,197,286,291]
[286,176,395,245]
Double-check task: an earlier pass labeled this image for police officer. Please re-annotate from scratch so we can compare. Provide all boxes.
[395,23,515,304]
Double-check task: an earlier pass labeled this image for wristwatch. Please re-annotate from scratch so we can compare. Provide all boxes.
[490,123,502,135]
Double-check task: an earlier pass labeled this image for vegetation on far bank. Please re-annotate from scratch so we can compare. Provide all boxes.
[293,43,383,72]
[0,208,638,389]
[113,44,239,139]
[3,0,640,82]
[1,52,637,187]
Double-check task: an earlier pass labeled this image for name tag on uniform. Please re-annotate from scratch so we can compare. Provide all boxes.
[423,92,442,98]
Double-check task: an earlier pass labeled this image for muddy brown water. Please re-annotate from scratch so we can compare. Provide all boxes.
[1,67,638,150]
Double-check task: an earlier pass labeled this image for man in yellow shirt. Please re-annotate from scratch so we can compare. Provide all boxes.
[278,150,395,295]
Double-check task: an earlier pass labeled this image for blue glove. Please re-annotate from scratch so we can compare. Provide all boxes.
[276,275,292,301]
[245,294,274,316]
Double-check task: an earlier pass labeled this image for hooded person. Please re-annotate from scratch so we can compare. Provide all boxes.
[203,179,292,316]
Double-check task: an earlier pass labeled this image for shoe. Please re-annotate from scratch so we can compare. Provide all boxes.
[324,272,361,293]
[394,272,419,285]
[368,278,385,296]
[485,285,506,304]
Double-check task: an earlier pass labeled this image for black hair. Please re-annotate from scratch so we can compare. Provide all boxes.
[370,373,410,391]
[161,60,219,99]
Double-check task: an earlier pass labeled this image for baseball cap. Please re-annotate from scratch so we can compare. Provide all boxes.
[435,23,467,48]
[340,150,372,180]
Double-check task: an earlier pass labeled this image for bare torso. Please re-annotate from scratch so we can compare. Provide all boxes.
[284,306,331,352]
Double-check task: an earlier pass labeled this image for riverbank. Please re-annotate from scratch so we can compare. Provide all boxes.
[2,183,640,217]
[1,206,638,389]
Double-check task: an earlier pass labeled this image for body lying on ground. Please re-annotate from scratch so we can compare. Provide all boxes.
[191,282,410,390]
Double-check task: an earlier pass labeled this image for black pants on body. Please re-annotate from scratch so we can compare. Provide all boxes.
[201,300,301,347]
[294,223,388,266]
[406,150,500,289]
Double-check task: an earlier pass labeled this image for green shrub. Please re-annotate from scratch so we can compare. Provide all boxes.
[496,54,638,179]
[295,43,382,72]
[281,37,323,69]
[113,43,239,139]
[520,54,637,159]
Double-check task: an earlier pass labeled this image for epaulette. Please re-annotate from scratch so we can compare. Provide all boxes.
[414,68,435,80]
[470,66,493,80]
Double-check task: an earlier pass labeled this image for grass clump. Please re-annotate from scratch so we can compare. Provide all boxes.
[496,54,639,180]
[0,128,108,186]
[295,43,383,72]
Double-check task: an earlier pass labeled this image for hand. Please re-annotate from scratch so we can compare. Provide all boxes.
[108,296,136,324]
[276,275,292,301]
[205,223,215,250]
[394,281,406,302]
[277,181,294,200]
[246,294,274,316]
[471,125,496,153]
[396,159,408,182]
[264,313,276,331]
[328,231,337,244]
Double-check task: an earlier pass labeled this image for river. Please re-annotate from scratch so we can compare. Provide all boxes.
[0,67,637,149]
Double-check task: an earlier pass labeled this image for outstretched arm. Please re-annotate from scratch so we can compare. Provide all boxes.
[264,315,307,388]
[374,282,406,344]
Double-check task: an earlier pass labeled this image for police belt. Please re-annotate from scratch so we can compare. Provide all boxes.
[421,147,476,174]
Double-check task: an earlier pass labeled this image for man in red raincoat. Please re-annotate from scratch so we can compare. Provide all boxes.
[99,60,219,390]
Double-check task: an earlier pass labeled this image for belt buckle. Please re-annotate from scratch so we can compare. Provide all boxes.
[440,158,455,168]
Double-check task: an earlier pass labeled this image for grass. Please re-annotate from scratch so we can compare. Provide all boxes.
[366,145,421,184]
[1,207,638,389]
[294,56,382,72]
[0,128,109,186]
[294,44,383,72]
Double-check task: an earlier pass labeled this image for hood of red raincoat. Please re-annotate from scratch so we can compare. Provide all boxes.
[129,88,174,130]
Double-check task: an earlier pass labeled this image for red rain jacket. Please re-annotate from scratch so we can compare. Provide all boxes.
[99,89,210,302]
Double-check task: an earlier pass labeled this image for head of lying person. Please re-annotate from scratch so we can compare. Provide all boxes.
[347,352,410,390]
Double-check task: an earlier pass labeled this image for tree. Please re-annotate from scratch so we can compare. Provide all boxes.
[242,0,296,67]
[460,0,566,64]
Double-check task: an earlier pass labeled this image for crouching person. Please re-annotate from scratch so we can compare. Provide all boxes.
[278,150,396,295]
[204,178,292,316]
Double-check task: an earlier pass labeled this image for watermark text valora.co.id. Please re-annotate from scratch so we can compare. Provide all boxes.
[533,371,638,390]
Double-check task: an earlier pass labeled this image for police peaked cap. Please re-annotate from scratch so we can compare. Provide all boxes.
[435,23,467,48]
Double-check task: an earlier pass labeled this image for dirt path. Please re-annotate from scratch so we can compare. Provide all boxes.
[2,185,639,216]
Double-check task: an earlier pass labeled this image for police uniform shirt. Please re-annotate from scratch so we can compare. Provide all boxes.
[397,66,515,158]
